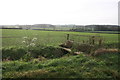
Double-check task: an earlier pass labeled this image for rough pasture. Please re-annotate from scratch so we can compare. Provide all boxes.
[2,29,119,47]
[1,29,119,79]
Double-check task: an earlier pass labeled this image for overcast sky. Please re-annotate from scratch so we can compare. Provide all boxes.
[0,0,119,25]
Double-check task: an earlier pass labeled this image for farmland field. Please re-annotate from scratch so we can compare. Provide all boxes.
[2,29,119,47]
[1,29,119,79]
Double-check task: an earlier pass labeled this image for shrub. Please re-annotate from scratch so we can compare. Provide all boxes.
[2,46,26,60]
[2,46,66,61]
[21,53,33,62]
[73,43,94,54]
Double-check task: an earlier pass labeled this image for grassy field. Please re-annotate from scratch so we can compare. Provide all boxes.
[2,29,119,47]
[2,53,119,78]
[1,29,119,79]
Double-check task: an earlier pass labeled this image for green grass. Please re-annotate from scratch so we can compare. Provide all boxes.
[2,29,119,47]
[2,53,119,78]
[1,29,119,79]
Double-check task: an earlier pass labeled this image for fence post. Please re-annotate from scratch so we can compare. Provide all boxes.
[92,36,95,45]
[98,37,103,46]
[67,34,70,40]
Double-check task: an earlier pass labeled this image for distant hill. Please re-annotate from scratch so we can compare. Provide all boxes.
[0,24,119,31]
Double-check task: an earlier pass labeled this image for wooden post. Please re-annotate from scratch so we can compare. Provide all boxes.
[92,36,95,45]
[99,37,103,46]
[99,39,102,46]
[67,34,70,40]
